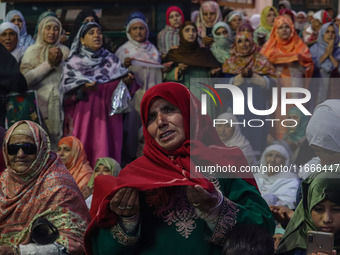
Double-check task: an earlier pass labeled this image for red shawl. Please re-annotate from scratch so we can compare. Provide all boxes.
[85,82,257,254]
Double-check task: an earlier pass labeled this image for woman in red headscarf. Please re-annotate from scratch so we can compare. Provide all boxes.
[157,6,184,59]
[84,82,275,255]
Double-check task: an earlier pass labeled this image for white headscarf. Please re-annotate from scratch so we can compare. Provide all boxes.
[306,99,340,152]
[260,144,291,167]
[216,113,258,166]
[0,22,25,62]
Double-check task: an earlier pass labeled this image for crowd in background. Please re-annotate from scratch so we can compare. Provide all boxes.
[0,0,340,254]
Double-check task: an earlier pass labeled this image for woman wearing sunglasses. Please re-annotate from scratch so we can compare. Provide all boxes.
[0,120,91,254]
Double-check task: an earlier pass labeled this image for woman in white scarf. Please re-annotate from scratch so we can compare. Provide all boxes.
[0,22,25,63]
[216,112,257,166]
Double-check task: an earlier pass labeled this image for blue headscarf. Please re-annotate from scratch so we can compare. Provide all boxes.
[310,22,340,73]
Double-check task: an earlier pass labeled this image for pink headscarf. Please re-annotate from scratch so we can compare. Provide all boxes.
[166,6,184,28]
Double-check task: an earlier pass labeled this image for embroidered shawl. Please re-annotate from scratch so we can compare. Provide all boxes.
[260,15,314,78]
[223,31,276,76]
[61,22,128,94]
[85,82,257,254]
[0,121,91,253]
[58,136,93,191]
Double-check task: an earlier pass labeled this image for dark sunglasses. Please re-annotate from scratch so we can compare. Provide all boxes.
[7,143,37,155]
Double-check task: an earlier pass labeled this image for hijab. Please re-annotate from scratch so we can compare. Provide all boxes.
[58,136,93,190]
[306,99,340,153]
[166,6,184,28]
[86,82,256,246]
[210,21,233,64]
[0,22,25,62]
[5,10,35,49]
[310,23,340,73]
[165,21,220,68]
[283,107,309,145]
[0,121,90,248]
[260,15,313,77]
[259,6,279,32]
[87,157,121,189]
[196,1,222,38]
[276,171,340,254]
[223,31,276,76]
[61,22,128,94]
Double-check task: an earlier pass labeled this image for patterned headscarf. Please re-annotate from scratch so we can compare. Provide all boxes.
[61,22,128,94]
[5,10,35,49]
[58,136,93,191]
[223,31,276,76]
[87,157,121,189]
[0,121,91,250]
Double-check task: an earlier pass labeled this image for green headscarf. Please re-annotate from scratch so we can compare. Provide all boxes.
[276,171,340,254]
[283,107,309,145]
[87,157,121,189]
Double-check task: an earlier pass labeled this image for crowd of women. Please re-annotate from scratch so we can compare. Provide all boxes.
[0,0,340,254]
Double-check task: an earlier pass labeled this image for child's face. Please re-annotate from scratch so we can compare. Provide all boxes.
[311,200,340,234]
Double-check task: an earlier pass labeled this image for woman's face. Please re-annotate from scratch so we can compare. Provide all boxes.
[235,35,252,55]
[8,134,37,173]
[147,98,186,151]
[93,164,112,179]
[215,27,228,37]
[10,15,23,31]
[83,16,96,23]
[80,27,103,51]
[311,200,340,234]
[323,25,336,44]
[265,150,286,168]
[266,10,277,26]
[296,14,306,24]
[43,22,60,44]
[129,22,147,43]
[286,112,300,131]
[182,24,197,42]
[216,123,235,143]
[0,29,18,52]
[277,23,292,40]
[230,15,242,30]
[57,143,72,166]
[202,10,217,27]
[273,233,283,251]
[168,11,182,28]
[310,144,340,166]
[311,18,322,32]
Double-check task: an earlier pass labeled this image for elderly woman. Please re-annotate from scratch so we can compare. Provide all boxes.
[222,31,276,155]
[157,6,184,58]
[116,11,163,114]
[61,21,137,167]
[310,22,340,105]
[210,21,233,64]
[196,1,222,47]
[0,120,90,254]
[226,11,244,39]
[84,82,275,254]
[5,10,35,50]
[20,16,69,150]
[84,157,121,209]
[0,22,25,63]
[255,143,300,210]
[57,136,93,196]
[254,6,278,46]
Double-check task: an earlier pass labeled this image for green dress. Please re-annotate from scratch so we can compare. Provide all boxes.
[91,178,275,255]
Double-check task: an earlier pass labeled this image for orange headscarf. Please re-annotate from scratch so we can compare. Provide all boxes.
[260,15,313,78]
[58,136,93,191]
